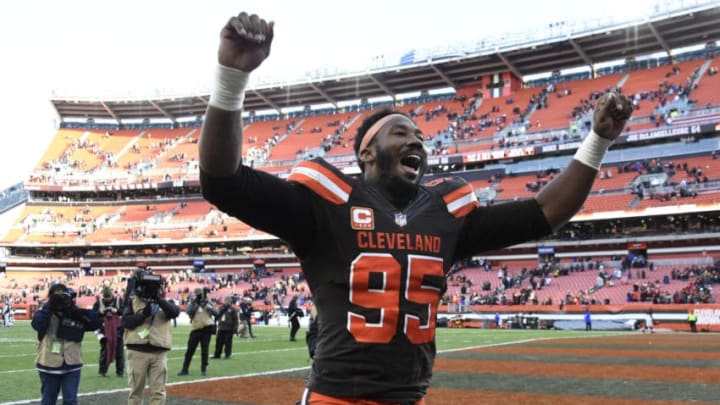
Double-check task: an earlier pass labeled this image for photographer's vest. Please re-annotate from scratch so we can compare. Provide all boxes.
[98,296,122,314]
[36,314,83,368]
[190,304,215,331]
[124,296,173,350]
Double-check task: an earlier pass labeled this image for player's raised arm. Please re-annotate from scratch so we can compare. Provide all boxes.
[535,91,633,231]
[199,12,275,177]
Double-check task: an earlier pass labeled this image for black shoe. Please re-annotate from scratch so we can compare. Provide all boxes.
[224,356,231,359]
[201,370,207,377]
[211,356,220,359]
[177,370,189,376]
[116,372,125,378]
[99,373,107,378]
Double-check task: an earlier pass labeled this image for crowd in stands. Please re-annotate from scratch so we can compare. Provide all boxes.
[319,119,351,154]
[668,264,719,304]
[0,264,312,318]
[1,254,716,319]
[442,256,718,310]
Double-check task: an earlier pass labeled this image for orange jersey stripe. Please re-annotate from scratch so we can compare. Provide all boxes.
[442,183,479,217]
[288,161,352,205]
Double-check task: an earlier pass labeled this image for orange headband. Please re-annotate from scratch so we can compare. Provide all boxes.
[359,113,408,153]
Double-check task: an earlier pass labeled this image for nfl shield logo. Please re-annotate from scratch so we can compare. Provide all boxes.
[394,212,407,227]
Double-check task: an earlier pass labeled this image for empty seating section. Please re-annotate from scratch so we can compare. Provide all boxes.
[0,199,284,245]
[152,228,193,240]
[119,202,178,223]
[68,148,102,172]
[34,129,87,171]
[413,99,462,138]
[591,167,638,191]
[494,173,546,200]
[454,85,481,100]
[408,84,481,141]
[674,155,720,179]
[475,88,535,137]
[116,128,189,169]
[326,112,366,156]
[202,219,253,239]
[173,201,213,222]
[620,59,705,117]
[453,140,493,154]
[158,130,200,169]
[624,121,660,132]
[530,73,623,131]
[54,129,135,172]
[243,117,297,159]
[84,227,136,243]
[153,128,201,170]
[93,129,141,167]
[16,205,118,228]
[691,56,720,107]
[270,112,356,161]
[580,193,636,213]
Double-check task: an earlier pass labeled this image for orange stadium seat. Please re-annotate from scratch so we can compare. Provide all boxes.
[116,128,193,170]
[34,129,87,171]
[270,112,357,161]
[691,56,720,108]
[579,193,636,213]
[529,73,624,131]
[620,59,705,117]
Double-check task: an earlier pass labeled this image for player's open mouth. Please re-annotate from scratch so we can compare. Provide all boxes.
[400,154,422,176]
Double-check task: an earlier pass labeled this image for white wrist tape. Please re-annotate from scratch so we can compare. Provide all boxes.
[573,130,613,170]
[208,64,250,111]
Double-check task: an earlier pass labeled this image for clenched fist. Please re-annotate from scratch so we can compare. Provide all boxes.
[592,92,633,141]
[218,12,275,72]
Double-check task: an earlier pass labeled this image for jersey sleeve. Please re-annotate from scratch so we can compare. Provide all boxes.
[423,176,480,218]
[286,158,352,205]
[454,198,552,260]
[200,164,317,255]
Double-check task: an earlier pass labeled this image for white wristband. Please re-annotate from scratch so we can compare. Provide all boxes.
[208,64,250,111]
[573,130,613,170]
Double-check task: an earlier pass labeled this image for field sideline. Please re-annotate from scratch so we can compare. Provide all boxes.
[0,321,626,403]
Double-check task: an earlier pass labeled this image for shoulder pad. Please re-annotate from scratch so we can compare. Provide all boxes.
[287,158,352,205]
[424,176,479,218]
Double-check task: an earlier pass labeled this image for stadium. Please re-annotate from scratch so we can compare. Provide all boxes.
[1,2,720,404]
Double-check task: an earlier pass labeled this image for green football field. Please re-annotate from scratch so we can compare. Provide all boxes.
[0,321,620,404]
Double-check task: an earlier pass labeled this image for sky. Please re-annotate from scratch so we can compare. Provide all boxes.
[0,0,678,190]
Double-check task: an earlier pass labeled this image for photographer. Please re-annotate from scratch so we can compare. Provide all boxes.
[212,296,238,359]
[238,296,255,338]
[306,302,318,359]
[2,297,12,327]
[32,283,101,405]
[92,287,125,377]
[178,288,218,377]
[287,295,303,342]
[121,270,179,405]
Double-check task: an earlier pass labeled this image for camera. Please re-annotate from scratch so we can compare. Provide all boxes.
[128,269,164,301]
[194,287,210,304]
[50,288,77,312]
